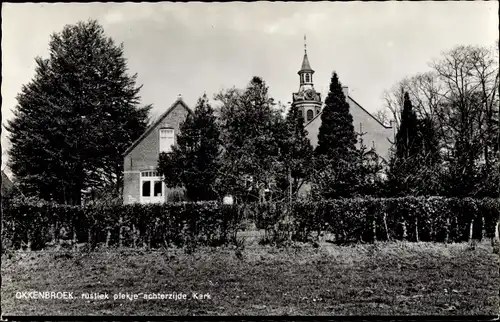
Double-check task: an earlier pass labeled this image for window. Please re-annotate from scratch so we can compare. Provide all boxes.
[159,129,175,153]
[141,171,159,177]
[307,109,313,122]
[301,74,304,83]
[305,74,310,83]
[142,181,151,197]
[298,109,303,119]
[154,180,162,197]
[140,171,165,203]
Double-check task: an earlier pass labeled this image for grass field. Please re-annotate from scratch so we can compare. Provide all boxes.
[1,236,499,316]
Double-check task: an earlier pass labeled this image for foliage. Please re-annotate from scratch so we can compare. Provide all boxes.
[386,92,423,196]
[3,197,498,251]
[5,20,151,205]
[2,199,245,251]
[274,103,314,202]
[215,77,285,202]
[353,131,386,197]
[157,94,221,201]
[382,43,499,198]
[313,72,358,199]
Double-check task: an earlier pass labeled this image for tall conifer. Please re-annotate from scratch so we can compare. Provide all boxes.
[313,72,358,199]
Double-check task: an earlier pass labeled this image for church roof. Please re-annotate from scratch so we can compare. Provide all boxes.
[299,52,313,72]
[304,96,393,130]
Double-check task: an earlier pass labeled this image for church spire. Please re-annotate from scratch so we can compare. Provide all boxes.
[300,34,313,73]
[292,35,322,124]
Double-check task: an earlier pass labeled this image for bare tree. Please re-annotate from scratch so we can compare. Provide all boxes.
[381,79,409,130]
[373,108,392,127]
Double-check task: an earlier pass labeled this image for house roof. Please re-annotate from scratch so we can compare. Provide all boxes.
[304,96,392,130]
[123,98,192,157]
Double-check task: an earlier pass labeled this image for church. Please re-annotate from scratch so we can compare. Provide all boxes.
[122,42,394,204]
[292,41,394,161]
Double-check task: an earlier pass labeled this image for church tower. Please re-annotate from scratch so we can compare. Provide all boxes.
[292,35,322,123]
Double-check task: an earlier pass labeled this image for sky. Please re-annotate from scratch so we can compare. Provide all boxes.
[1,2,499,176]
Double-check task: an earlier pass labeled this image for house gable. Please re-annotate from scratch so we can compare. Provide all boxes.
[123,98,192,172]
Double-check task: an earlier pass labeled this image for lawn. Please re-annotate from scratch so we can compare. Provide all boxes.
[1,236,499,316]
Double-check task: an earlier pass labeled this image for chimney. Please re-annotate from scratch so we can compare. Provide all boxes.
[342,86,349,98]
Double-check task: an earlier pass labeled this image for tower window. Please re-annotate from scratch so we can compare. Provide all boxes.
[305,74,310,83]
[301,74,304,83]
[306,109,314,122]
[298,109,303,119]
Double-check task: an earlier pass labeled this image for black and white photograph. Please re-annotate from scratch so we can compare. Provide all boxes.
[1,1,499,317]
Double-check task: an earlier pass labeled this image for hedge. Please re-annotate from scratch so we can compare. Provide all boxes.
[1,197,499,250]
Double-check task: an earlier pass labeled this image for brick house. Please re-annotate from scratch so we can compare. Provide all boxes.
[122,97,192,204]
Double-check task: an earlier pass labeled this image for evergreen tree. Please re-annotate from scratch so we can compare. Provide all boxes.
[395,92,419,160]
[414,116,442,195]
[6,20,151,205]
[386,92,432,196]
[313,72,358,199]
[157,94,220,201]
[275,103,313,201]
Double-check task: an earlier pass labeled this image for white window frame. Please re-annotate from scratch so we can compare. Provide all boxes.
[159,128,175,154]
[140,171,165,204]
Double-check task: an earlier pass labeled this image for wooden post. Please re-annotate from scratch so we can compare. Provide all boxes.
[87,226,92,248]
[383,213,390,241]
[492,220,500,248]
[480,216,484,241]
[118,215,123,248]
[402,220,407,241]
[444,218,450,244]
[468,219,474,242]
[372,216,377,243]
[415,217,419,242]
[52,219,58,246]
[27,228,32,251]
[72,219,77,250]
[106,229,111,248]
[132,224,137,248]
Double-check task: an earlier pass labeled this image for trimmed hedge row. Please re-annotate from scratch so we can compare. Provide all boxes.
[280,197,500,244]
[1,201,244,251]
[1,197,499,250]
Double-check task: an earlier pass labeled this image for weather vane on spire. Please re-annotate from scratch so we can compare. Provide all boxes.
[304,34,307,53]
